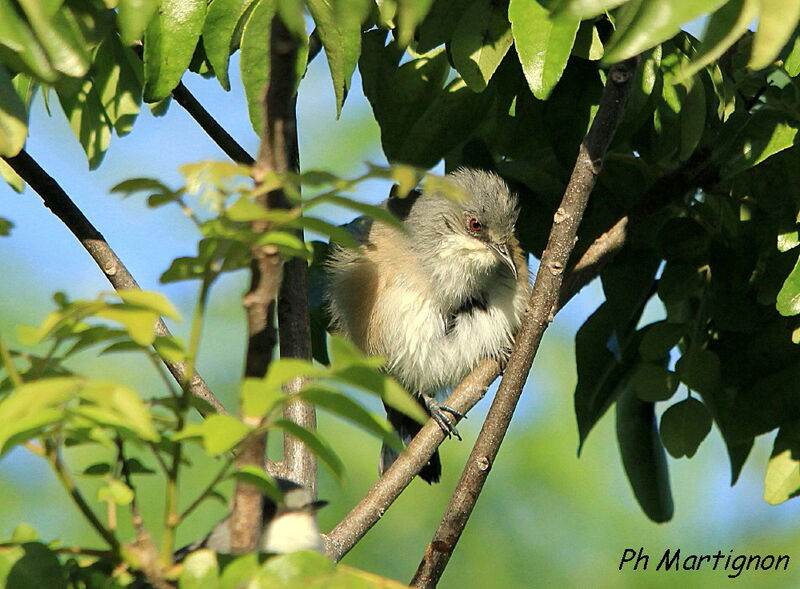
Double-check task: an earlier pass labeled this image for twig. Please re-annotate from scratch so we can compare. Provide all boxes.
[45,442,120,552]
[1,150,226,416]
[231,16,304,553]
[171,82,255,166]
[410,57,639,588]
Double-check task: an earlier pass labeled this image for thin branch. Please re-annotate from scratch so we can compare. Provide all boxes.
[2,150,226,416]
[171,82,255,166]
[46,442,120,552]
[231,16,304,553]
[410,57,639,588]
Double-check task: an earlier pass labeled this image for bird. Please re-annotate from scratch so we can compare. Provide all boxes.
[326,167,530,483]
[175,478,327,558]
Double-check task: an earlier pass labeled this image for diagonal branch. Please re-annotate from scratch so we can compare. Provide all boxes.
[410,57,639,588]
[2,150,226,415]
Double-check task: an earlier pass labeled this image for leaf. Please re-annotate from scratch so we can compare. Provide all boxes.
[0,542,67,589]
[97,479,134,505]
[764,422,800,504]
[273,419,344,479]
[559,0,629,19]
[307,0,371,116]
[659,396,713,459]
[0,0,58,82]
[0,65,28,157]
[602,0,729,64]
[117,0,161,45]
[639,321,685,361]
[180,549,220,589]
[509,0,580,100]
[116,289,181,320]
[55,77,111,169]
[239,0,276,135]
[450,0,513,92]
[91,35,143,137]
[78,380,160,441]
[776,252,800,316]
[240,378,287,419]
[202,0,255,91]
[395,0,435,47]
[203,414,252,455]
[571,20,604,61]
[677,0,758,83]
[16,0,91,78]
[232,465,282,501]
[308,195,403,230]
[631,363,678,402]
[616,387,674,523]
[300,386,401,449]
[750,0,800,70]
[95,305,159,345]
[0,158,24,192]
[143,0,207,102]
[721,112,800,178]
[675,348,720,395]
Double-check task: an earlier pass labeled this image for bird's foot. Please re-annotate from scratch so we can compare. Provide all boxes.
[424,397,463,441]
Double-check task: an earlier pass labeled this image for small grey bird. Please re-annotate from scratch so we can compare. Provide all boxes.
[327,167,529,483]
[176,478,327,558]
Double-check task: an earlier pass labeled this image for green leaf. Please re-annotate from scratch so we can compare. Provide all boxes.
[750,0,800,70]
[91,36,143,137]
[117,0,160,45]
[450,0,513,92]
[675,348,720,395]
[143,0,207,102]
[55,77,111,169]
[239,0,276,134]
[0,542,67,589]
[180,549,220,589]
[255,551,335,586]
[291,216,359,249]
[639,321,685,362]
[396,0,435,47]
[95,305,159,345]
[202,0,255,91]
[307,0,371,116]
[219,554,260,589]
[777,254,800,316]
[659,396,712,459]
[631,363,678,402]
[572,20,604,61]
[16,0,91,78]
[677,0,758,83]
[308,195,403,230]
[616,387,673,523]
[231,465,282,502]
[203,414,252,455]
[300,386,401,449]
[0,216,14,235]
[273,419,344,479]
[97,479,134,505]
[116,289,181,320]
[560,0,629,19]
[11,524,39,543]
[603,0,729,64]
[0,0,57,82]
[764,422,800,504]
[509,0,580,100]
[240,378,287,419]
[82,462,112,476]
[0,377,80,456]
[0,158,24,192]
[78,380,160,441]
[0,65,28,157]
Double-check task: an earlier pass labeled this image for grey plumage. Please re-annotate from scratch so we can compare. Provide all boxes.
[327,168,530,483]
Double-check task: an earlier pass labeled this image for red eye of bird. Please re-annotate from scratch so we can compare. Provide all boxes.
[468,218,482,232]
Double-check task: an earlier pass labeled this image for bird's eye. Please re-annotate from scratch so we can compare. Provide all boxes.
[467,218,482,232]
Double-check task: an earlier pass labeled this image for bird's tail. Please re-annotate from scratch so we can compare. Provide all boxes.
[382,404,441,484]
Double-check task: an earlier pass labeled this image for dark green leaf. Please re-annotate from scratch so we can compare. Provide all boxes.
[143,0,207,102]
[639,321,685,362]
[3,543,67,589]
[55,77,111,169]
[273,419,344,479]
[631,363,678,402]
[676,348,720,395]
[616,387,674,522]
[659,396,712,458]
[719,110,799,179]
[0,0,58,82]
[239,0,275,134]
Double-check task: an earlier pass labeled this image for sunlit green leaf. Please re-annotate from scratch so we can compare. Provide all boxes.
[273,418,344,479]
[143,0,207,102]
[239,0,276,134]
[509,0,580,100]
[203,414,252,455]
[203,0,255,91]
[16,0,91,78]
[98,479,134,505]
[750,0,800,70]
[0,65,28,157]
[451,0,513,92]
[116,289,181,320]
[764,423,800,504]
[777,255,800,316]
[180,550,220,589]
[117,0,160,45]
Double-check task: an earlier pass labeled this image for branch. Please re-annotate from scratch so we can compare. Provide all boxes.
[410,57,639,588]
[231,16,306,552]
[2,150,226,415]
[171,82,255,166]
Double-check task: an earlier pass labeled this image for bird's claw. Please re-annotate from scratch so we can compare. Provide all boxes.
[424,397,463,441]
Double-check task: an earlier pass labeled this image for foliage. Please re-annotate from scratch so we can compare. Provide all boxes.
[1,0,800,586]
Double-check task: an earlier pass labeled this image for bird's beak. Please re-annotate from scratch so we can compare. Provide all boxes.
[489,242,518,279]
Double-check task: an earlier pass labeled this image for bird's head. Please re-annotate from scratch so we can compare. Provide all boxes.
[406,168,520,280]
